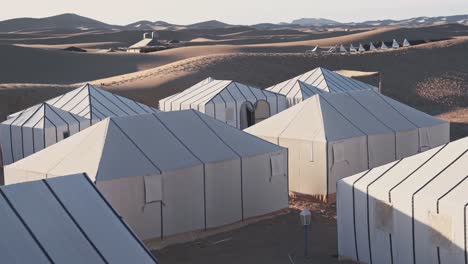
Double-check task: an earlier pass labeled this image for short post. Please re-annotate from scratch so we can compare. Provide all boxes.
[300,209,312,257]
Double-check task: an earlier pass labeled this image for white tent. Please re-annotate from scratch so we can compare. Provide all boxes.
[245,90,449,200]
[0,103,90,167]
[7,83,159,123]
[380,41,389,49]
[392,39,400,48]
[325,45,337,53]
[369,42,377,51]
[266,67,378,107]
[5,111,288,241]
[403,38,411,47]
[339,44,347,52]
[159,78,288,129]
[358,43,366,52]
[349,44,357,52]
[0,173,157,263]
[337,137,468,264]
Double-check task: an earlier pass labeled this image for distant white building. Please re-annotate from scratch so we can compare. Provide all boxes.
[127,32,165,53]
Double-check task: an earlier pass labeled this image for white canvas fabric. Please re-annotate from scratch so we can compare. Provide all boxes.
[358,43,366,52]
[266,67,378,107]
[370,42,377,50]
[1,84,158,170]
[0,173,157,264]
[392,39,400,48]
[403,38,411,47]
[380,41,389,49]
[159,78,288,129]
[7,83,159,122]
[5,110,288,241]
[0,103,90,166]
[349,44,357,52]
[340,44,347,52]
[245,90,449,199]
[337,137,468,264]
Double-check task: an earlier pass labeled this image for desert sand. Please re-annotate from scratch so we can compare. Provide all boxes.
[1,22,468,263]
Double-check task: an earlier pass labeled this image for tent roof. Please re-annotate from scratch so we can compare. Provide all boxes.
[160,77,282,106]
[129,38,163,49]
[8,84,159,122]
[245,90,447,142]
[266,67,377,100]
[2,103,88,129]
[7,110,283,181]
[0,173,157,264]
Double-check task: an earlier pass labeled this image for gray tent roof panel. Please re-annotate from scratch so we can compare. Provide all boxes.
[154,111,239,163]
[0,174,157,264]
[194,110,284,157]
[380,95,447,127]
[319,93,392,135]
[46,175,156,264]
[266,67,376,100]
[8,84,158,122]
[0,194,50,263]
[347,91,417,131]
[2,180,105,263]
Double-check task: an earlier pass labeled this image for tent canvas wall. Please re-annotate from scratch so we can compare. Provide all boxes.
[380,41,389,49]
[0,103,90,167]
[0,173,157,263]
[245,90,449,200]
[5,111,288,241]
[337,137,468,264]
[159,78,288,129]
[266,67,378,107]
[403,38,411,47]
[8,83,159,123]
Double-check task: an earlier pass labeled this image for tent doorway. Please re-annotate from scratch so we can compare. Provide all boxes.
[240,102,255,129]
[254,100,271,124]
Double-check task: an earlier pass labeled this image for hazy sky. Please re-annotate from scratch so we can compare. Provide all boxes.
[2,0,468,25]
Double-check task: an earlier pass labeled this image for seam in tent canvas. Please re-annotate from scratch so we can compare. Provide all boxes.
[0,186,54,262]
[110,118,162,173]
[43,116,58,148]
[321,70,347,93]
[90,95,120,117]
[411,149,468,264]
[51,85,87,109]
[88,85,93,126]
[178,81,225,109]
[43,120,107,178]
[351,169,373,262]
[365,160,403,264]
[192,110,246,220]
[388,143,448,203]
[436,175,468,213]
[150,113,208,230]
[92,88,131,116]
[464,203,468,264]
[16,104,44,162]
[67,93,90,113]
[31,116,44,153]
[81,173,159,264]
[277,97,311,140]
[168,79,221,108]
[94,119,112,180]
[46,104,71,136]
[110,92,142,114]
[42,179,109,264]
[223,84,240,128]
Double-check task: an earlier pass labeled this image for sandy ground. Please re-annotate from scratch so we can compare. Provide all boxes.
[153,199,354,264]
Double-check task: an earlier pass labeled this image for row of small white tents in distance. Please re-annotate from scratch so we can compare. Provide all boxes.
[245,89,449,200]
[0,173,157,263]
[4,110,289,241]
[0,84,159,167]
[338,137,468,264]
[159,78,288,129]
[317,39,411,53]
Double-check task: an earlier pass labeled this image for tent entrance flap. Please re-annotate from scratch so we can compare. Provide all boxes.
[144,174,162,203]
[240,102,255,129]
[254,100,271,124]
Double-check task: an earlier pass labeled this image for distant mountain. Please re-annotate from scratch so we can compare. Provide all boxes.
[0,13,121,32]
[186,20,236,29]
[1,13,467,34]
[291,18,340,26]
